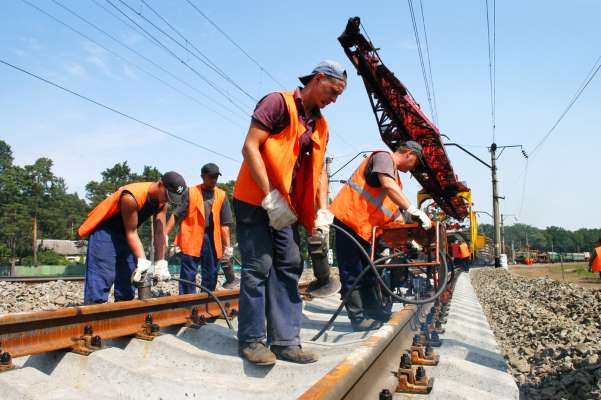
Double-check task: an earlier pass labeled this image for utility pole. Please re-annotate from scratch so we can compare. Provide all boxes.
[325,156,333,205]
[445,142,527,269]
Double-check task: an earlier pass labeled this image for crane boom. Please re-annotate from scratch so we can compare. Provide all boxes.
[338,17,469,220]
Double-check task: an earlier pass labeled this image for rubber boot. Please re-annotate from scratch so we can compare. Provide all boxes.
[345,290,382,331]
[360,286,391,322]
[222,263,239,290]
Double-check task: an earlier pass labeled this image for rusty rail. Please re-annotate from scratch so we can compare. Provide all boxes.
[0,289,241,358]
[0,276,85,283]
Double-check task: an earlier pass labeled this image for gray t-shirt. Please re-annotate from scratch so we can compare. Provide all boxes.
[364,152,397,188]
[174,188,233,228]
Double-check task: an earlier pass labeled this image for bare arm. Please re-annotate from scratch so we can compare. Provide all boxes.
[120,194,145,260]
[221,225,231,248]
[241,121,272,197]
[316,163,328,210]
[165,214,178,237]
[378,174,412,210]
[153,206,167,261]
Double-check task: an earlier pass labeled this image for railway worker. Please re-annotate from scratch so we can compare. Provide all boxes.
[329,142,432,332]
[451,239,471,272]
[588,238,601,279]
[78,172,186,304]
[233,60,347,365]
[166,163,236,294]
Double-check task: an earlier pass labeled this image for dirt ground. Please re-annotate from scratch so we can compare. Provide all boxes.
[509,262,601,289]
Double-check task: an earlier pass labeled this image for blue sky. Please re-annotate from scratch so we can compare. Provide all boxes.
[1,0,599,230]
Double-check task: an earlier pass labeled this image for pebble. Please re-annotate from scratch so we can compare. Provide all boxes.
[472,268,601,400]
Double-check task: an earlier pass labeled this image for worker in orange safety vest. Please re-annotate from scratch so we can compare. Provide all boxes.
[589,238,601,279]
[450,239,471,272]
[166,163,236,294]
[329,142,432,332]
[79,172,186,304]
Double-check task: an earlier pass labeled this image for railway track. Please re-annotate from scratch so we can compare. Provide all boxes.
[0,276,85,283]
[0,276,457,399]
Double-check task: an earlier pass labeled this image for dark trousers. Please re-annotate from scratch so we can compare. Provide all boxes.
[236,214,302,346]
[179,232,218,294]
[84,227,136,304]
[334,218,377,296]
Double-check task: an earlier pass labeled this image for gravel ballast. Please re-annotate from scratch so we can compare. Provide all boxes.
[472,268,601,400]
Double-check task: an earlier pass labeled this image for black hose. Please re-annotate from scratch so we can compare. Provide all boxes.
[170,277,234,330]
[310,223,448,341]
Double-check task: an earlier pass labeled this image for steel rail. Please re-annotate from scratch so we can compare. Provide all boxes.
[299,302,432,399]
[0,289,241,358]
[0,276,85,283]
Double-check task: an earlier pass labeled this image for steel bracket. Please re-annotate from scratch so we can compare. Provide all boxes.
[394,366,434,394]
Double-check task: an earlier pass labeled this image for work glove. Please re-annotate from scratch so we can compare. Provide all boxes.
[261,189,297,230]
[406,205,432,230]
[131,258,152,283]
[222,246,234,261]
[314,208,335,236]
[153,259,171,282]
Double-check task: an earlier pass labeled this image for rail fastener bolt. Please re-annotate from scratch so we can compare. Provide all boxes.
[0,351,13,372]
[394,352,434,394]
[136,314,162,341]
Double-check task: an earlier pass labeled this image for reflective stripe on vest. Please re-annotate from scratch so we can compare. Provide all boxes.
[78,182,152,238]
[329,151,402,242]
[233,91,328,233]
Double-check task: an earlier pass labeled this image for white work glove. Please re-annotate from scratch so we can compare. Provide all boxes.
[222,246,234,261]
[131,258,152,283]
[314,208,334,236]
[261,189,297,230]
[406,205,432,230]
[153,259,171,282]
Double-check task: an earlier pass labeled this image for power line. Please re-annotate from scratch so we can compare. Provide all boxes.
[105,0,250,116]
[184,0,286,90]
[407,0,435,122]
[417,0,439,125]
[0,58,239,162]
[138,0,258,104]
[484,0,496,142]
[529,53,601,157]
[24,0,244,129]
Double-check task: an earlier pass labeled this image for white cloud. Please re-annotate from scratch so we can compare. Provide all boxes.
[66,63,87,78]
[122,64,138,80]
[82,41,115,78]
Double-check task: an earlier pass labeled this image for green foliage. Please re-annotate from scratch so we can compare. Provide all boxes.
[479,223,601,253]
[21,249,69,266]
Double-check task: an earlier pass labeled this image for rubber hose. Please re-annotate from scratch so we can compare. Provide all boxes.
[310,223,448,341]
[170,277,234,330]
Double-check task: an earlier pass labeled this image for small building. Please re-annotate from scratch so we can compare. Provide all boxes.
[36,239,87,262]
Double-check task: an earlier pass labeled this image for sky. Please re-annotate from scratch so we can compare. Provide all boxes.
[1,0,600,230]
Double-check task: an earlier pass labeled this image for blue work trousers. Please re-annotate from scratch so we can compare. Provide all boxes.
[237,216,302,346]
[334,218,377,296]
[84,227,137,304]
[179,232,218,294]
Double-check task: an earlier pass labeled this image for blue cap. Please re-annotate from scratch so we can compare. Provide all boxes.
[299,60,347,86]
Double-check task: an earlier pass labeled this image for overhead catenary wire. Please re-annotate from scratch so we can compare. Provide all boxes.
[184,0,286,90]
[417,0,439,126]
[137,0,258,104]
[529,53,601,158]
[0,58,239,163]
[25,0,244,129]
[105,0,250,117]
[407,0,436,123]
[484,0,496,142]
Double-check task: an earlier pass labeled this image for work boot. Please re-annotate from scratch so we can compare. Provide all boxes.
[360,286,391,323]
[239,342,276,365]
[222,264,239,290]
[345,290,382,332]
[270,345,318,364]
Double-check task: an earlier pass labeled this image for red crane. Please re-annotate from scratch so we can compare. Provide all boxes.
[338,17,469,221]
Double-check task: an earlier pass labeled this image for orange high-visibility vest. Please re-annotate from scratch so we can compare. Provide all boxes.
[175,185,226,258]
[451,243,462,258]
[592,246,601,272]
[459,242,471,259]
[233,91,329,233]
[329,151,402,242]
[78,182,152,238]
